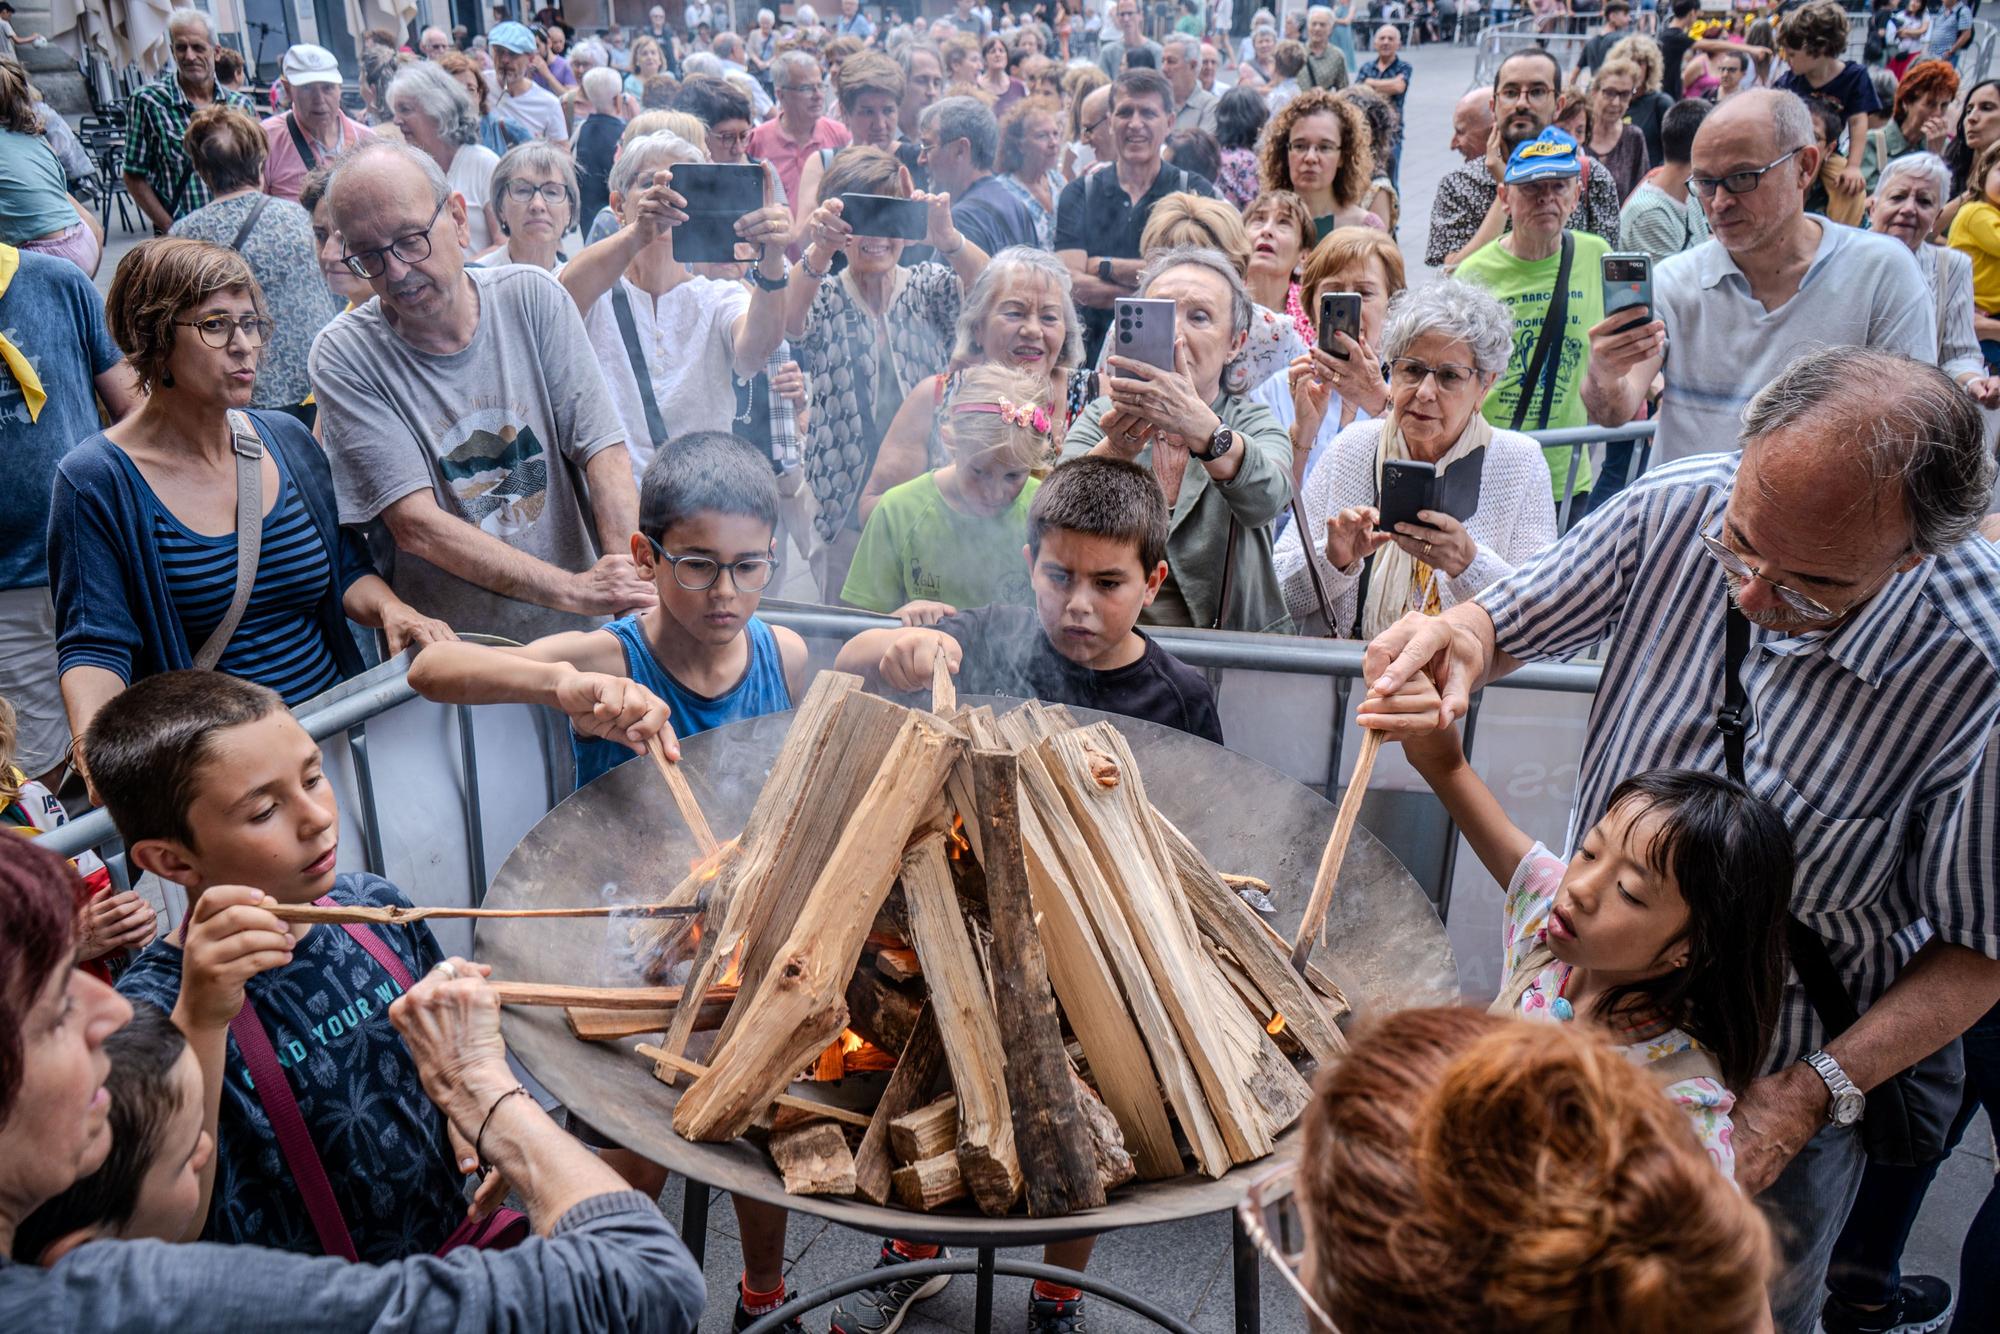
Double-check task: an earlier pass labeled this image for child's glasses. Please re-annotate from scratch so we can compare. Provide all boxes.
[1236,1161,1342,1333]
[642,535,778,592]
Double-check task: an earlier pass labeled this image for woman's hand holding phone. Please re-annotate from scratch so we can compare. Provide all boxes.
[1325,504,1392,573]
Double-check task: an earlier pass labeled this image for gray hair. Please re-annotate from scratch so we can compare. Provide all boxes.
[757,7,775,22]
[609,129,707,197]
[683,51,724,77]
[953,246,1085,366]
[167,8,214,42]
[570,38,610,69]
[773,48,820,87]
[1740,347,1994,555]
[387,60,481,147]
[1379,278,1515,374]
[898,39,944,81]
[1878,150,1951,201]
[1742,87,1814,153]
[1137,245,1253,342]
[490,139,580,220]
[920,95,999,170]
[1163,31,1200,62]
[328,140,451,226]
[1307,5,1335,20]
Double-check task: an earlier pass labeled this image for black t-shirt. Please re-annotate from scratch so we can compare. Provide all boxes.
[1659,24,1694,100]
[937,603,1225,744]
[1054,162,1217,362]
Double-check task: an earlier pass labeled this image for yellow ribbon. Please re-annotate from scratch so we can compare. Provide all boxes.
[0,245,47,424]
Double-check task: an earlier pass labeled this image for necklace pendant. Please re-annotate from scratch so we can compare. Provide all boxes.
[1551,996,1574,1022]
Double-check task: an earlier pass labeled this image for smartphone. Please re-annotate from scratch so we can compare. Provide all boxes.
[1378,459,1437,532]
[1317,291,1362,361]
[1601,252,1652,332]
[838,192,930,240]
[668,162,765,263]
[1111,298,1177,376]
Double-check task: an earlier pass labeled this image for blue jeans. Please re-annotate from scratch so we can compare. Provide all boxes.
[1584,439,1636,514]
[1762,1121,1868,1334]
[1823,1002,2000,1324]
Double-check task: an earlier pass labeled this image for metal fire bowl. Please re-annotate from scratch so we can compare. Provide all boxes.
[476,697,1458,1243]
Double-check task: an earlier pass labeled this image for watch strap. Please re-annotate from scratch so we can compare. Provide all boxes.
[1802,1050,1863,1123]
[1198,423,1233,461]
[749,262,789,291]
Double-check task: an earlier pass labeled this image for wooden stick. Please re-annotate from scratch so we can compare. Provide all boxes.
[267,901,698,926]
[854,1005,945,1205]
[930,642,956,713]
[564,994,737,1041]
[648,733,720,860]
[492,981,735,1010]
[636,1044,874,1129]
[1291,727,1385,972]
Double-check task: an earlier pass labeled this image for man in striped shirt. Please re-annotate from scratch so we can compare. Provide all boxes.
[121,8,256,233]
[1364,348,2000,1334]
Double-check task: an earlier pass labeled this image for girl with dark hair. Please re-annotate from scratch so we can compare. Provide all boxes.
[1946,78,2000,202]
[1213,84,1270,209]
[1364,677,1795,1178]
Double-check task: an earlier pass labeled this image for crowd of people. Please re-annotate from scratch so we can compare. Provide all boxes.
[1,0,1998,1332]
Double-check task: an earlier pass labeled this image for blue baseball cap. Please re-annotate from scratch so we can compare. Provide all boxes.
[1504,127,1583,185]
[488,20,538,53]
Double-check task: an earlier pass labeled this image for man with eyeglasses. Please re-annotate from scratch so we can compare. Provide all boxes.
[1425,49,1621,269]
[748,50,852,228]
[122,8,256,234]
[488,21,571,146]
[310,142,651,647]
[1582,90,1933,466]
[1365,344,2000,1334]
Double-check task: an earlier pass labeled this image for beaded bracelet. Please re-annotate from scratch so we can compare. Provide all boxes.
[474,1084,532,1170]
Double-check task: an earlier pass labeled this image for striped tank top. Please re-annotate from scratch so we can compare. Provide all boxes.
[573,614,793,789]
[154,463,343,706]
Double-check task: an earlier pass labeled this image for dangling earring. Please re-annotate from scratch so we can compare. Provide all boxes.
[161,368,175,388]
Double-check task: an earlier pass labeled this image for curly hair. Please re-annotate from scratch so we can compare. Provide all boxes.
[1258,88,1373,210]
[997,96,1061,175]
[1892,59,1962,131]
[1778,0,1848,59]
[105,238,266,394]
[1606,33,1664,93]
[1297,1008,1776,1334]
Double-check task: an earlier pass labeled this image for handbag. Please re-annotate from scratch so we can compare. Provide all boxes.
[192,411,267,671]
[225,898,530,1259]
[1719,604,1965,1167]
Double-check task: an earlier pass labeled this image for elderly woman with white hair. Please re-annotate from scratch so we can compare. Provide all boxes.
[1867,152,2000,409]
[1272,278,1557,638]
[488,139,580,269]
[388,60,501,257]
[1063,245,1296,633]
[556,132,793,479]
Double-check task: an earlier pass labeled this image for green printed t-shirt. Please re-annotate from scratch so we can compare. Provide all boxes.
[1455,229,1606,501]
[842,471,1040,613]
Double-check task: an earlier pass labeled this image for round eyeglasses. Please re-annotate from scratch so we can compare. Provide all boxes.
[173,315,273,349]
[642,536,777,592]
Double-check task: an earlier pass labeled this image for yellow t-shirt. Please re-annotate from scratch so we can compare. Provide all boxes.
[1948,198,2000,313]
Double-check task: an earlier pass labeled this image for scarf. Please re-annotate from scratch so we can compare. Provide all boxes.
[0,246,47,423]
[1357,407,1491,640]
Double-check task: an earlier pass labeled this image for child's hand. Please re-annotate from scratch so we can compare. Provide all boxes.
[879,629,959,691]
[178,886,296,1031]
[1838,164,1865,197]
[79,887,157,960]
[553,671,674,754]
[893,599,958,627]
[1357,672,1445,735]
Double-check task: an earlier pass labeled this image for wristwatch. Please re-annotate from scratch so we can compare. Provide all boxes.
[1194,423,1235,462]
[748,262,789,292]
[1801,1050,1866,1127]
[1097,257,1115,284]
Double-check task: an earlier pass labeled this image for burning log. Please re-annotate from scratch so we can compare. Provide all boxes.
[770,1122,857,1196]
[874,946,922,984]
[843,967,924,1057]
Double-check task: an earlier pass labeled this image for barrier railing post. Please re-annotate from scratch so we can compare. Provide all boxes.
[346,722,388,878]
[456,705,489,907]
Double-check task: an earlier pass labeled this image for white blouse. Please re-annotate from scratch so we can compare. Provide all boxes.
[1271,417,1559,636]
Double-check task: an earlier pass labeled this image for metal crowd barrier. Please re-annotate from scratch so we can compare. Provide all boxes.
[1472,14,1590,83]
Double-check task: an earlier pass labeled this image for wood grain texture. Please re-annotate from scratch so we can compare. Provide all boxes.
[648,733,720,859]
[892,1153,967,1210]
[1292,727,1384,968]
[889,1094,959,1165]
[636,1044,874,1129]
[770,1121,857,1195]
[853,1006,945,1205]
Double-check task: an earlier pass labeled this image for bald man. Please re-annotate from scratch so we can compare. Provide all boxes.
[1582,89,1933,464]
[309,142,650,644]
[420,25,452,59]
[1448,87,1493,162]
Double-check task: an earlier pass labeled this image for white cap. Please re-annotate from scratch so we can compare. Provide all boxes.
[282,44,343,86]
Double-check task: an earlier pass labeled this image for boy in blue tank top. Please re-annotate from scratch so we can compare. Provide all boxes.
[408,430,808,1328]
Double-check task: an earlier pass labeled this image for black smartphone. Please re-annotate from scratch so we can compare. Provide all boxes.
[1601,252,1652,333]
[1111,297,1176,376]
[1378,460,1437,533]
[667,162,765,263]
[837,192,930,240]
[1317,291,1362,360]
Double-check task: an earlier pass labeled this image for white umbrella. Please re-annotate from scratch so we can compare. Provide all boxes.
[346,0,418,43]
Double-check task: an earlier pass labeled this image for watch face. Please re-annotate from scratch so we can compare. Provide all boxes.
[1834,1088,1866,1126]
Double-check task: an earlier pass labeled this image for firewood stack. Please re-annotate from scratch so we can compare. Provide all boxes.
[589,672,1350,1219]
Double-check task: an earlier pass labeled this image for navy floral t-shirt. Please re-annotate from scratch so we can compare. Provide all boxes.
[116,873,464,1262]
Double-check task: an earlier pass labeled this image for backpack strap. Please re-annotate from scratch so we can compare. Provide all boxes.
[1508,230,1575,433]
[227,193,271,253]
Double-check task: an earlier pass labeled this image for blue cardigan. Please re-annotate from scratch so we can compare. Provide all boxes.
[49,409,376,687]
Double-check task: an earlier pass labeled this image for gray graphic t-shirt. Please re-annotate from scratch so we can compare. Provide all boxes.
[309,264,627,643]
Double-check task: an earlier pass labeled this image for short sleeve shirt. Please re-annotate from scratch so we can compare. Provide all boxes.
[1055,163,1217,356]
[1500,844,1738,1179]
[583,273,750,477]
[259,112,373,203]
[1774,60,1882,127]
[841,472,1040,613]
[497,82,571,143]
[123,74,256,217]
[115,874,466,1261]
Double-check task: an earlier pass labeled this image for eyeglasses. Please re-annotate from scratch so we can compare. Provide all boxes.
[1387,356,1479,392]
[342,196,448,279]
[777,83,819,94]
[1237,1164,1343,1334]
[1699,525,1840,622]
[1689,146,1803,199]
[173,314,272,348]
[1497,82,1556,102]
[504,180,570,205]
[642,536,778,592]
[710,128,751,150]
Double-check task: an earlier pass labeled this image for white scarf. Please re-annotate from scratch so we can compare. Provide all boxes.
[1358,408,1492,640]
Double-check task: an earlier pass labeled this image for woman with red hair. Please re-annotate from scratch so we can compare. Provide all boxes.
[1860,58,1961,192]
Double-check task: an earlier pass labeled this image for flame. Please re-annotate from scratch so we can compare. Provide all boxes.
[716,937,747,988]
[947,813,971,861]
[688,836,739,882]
[841,1028,866,1055]
[1266,1014,1288,1037]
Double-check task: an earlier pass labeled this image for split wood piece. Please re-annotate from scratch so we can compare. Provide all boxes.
[997,709,1183,1180]
[1041,725,1311,1167]
[648,733,720,861]
[1220,873,1271,896]
[673,711,965,1142]
[636,1044,873,1130]
[492,981,732,1010]
[267,901,700,926]
[874,947,922,984]
[705,689,911,1054]
[636,839,740,981]
[844,968,923,1058]
[1071,1069,1137,1192]
[892,1153,967,1211]
[931,642,956,713]
[899,831,1022,1215]
[770,1122,857,1196]
[1157,816,1348,1064]
[972,746,1106,1217]
[565,992,737,1041]
[889,1094,959,1165]
[1292,727,1385,970]
[1241,910,1347,1011]
[854,1005,945,1205]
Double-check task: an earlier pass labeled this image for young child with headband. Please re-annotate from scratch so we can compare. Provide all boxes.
[841,363,1056,626]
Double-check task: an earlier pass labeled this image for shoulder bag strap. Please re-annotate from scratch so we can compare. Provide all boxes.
[611,284,671,451]
[226,998,361,1261]
[1718,602,1861,1038]
[1290,495,1341,634]
[227,194,271,253]
[317,894,419,990]
[1210,516,1240,630]
[1509,230,1574,433]
[193,411,266,671]
[285,111,319,173]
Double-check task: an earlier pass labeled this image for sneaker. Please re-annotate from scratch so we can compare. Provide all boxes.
[735,1293,806,1334]
[1028,1295,1088,1334]
[825,1242,951,1334]
[1819,1275,1955,1334]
